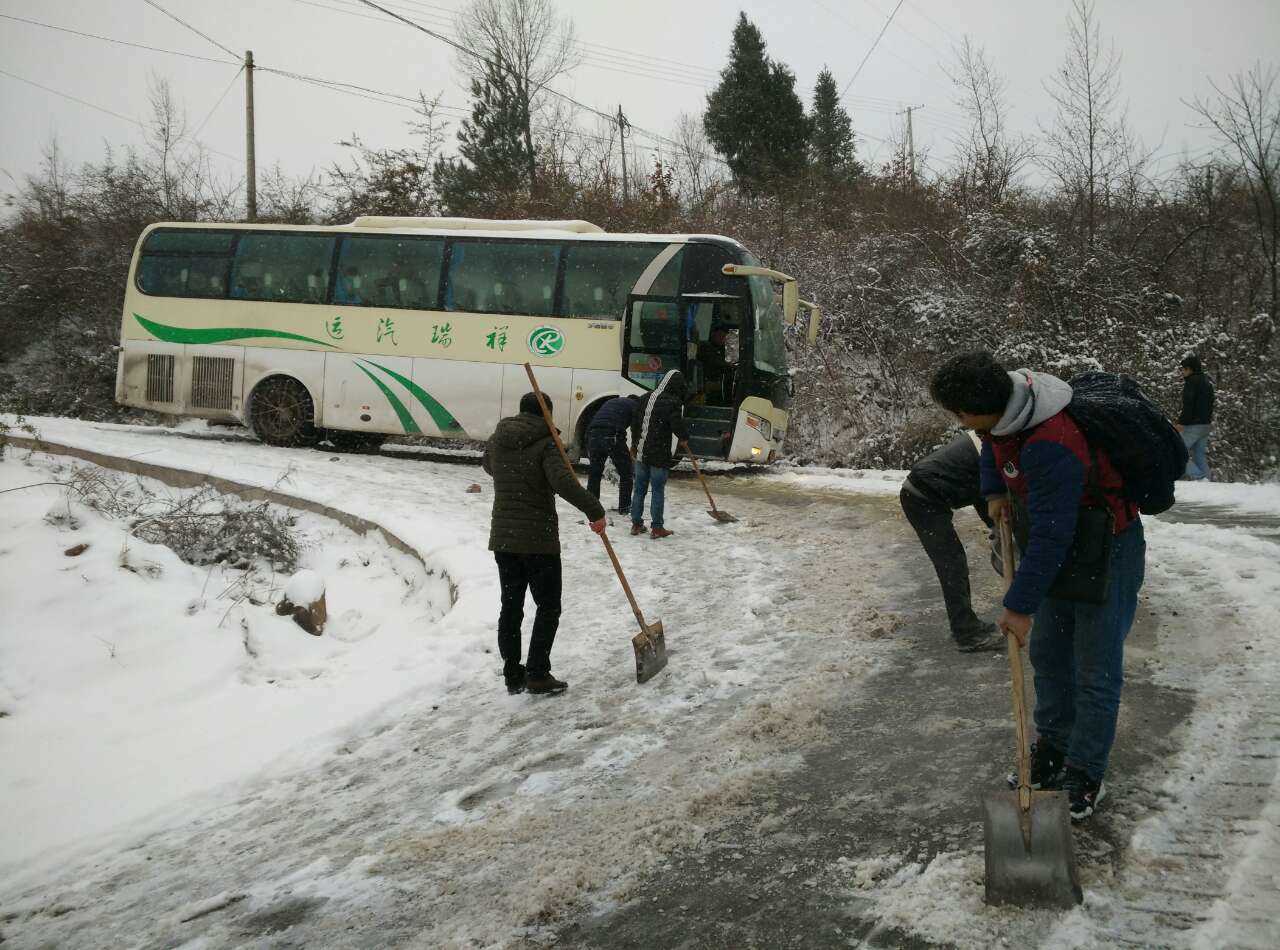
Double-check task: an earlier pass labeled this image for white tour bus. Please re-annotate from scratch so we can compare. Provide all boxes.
[116,217,818,461]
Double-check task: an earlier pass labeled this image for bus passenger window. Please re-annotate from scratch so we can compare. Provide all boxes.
[230,233,336,304]
[335,235,444,309]
[561,243,659,319]
[445,240,560,316]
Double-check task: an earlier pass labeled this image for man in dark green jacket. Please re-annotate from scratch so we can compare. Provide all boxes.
[482,392,607,695]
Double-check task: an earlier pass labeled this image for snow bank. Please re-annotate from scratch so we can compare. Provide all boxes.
[284,569,325,605]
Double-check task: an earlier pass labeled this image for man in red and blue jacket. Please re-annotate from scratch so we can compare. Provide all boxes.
[930,352,1146,821]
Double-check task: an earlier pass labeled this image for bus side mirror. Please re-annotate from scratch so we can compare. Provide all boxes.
[805,303,821,344]
[782,281,799,326]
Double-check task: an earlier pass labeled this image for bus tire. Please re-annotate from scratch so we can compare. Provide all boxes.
[249,376,318,447]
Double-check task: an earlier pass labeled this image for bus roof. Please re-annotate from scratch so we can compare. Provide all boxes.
[140,220,746,250]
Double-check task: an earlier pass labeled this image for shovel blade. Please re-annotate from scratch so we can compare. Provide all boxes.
[708,509,737,523]
[983,790,1082,909]
[632,621,667,683]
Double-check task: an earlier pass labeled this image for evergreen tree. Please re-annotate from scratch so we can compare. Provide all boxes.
[704,13,810,186]
[809,67,861,180]
[433,55,534,212]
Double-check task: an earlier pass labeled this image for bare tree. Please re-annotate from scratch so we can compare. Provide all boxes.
[454,0,580,190]
[1039,0,1136,248]
[670,113,724,206]
[945,37,1033,207]
[1192,63,1280,325]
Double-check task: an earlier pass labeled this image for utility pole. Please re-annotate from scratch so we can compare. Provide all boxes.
[245,50,257,221]
[617,105,629,203]
[897,103,924,184]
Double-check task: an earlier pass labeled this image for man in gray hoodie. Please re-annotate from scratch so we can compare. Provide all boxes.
[930,352,1145,821]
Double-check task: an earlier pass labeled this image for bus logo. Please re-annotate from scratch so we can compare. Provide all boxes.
[528,326,565,357]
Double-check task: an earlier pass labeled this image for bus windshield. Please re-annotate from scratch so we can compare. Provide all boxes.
[747,274,788,376]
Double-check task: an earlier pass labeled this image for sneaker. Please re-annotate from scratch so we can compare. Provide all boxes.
[1006,739,1066,790]
[1064,766,1106,821]
[956,623,1003,653]
[630,522,647,536]
[503,664,526,695]
[650,527,673,539]
[526,673,568,695]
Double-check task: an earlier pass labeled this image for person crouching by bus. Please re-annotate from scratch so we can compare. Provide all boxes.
[483,392,606,696]
[629,370,690,540]
[900,434,1003,653]
[586,394,640,515]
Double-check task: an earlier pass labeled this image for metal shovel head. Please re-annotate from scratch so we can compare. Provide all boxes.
[708,508,737,523]
[632,621,668,683]
[983,789,1082,909]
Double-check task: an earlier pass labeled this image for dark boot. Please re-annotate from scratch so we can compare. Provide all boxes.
[526,672,568,695]
[955,622,1003,653]
[1006,739,1066,790]
[630,522,647,536]
[504,664,526,695]
[1064,766,1107,821]
[650,527,673,539]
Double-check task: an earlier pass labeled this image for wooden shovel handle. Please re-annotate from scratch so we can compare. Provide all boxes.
[1000,515,1033,810]
[681,441,719,512]
[523,363,648,630]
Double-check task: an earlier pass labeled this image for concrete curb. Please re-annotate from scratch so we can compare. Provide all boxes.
[5,434,455,603]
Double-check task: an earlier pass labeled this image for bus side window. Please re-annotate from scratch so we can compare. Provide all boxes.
[444,240,560,317]
[561,243,658,319]
[335,235,444,310]
[136,228,234,299]
[230,233,335,304]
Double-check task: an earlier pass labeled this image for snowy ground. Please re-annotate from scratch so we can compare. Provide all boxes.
[1,416,1278,948]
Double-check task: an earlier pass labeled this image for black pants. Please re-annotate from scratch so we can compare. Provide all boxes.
[900,483,987,640]
[495,552,562,677]
[586,430,633,511]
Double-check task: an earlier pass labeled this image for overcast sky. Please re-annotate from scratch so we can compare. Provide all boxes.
[2,0,1278,198]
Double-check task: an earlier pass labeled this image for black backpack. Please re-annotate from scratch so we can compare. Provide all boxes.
[1064,371,1188,515]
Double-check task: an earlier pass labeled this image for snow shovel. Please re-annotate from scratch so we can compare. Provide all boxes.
[523,364,668,684]
[680,441,737,523]
[983,515,1082,909]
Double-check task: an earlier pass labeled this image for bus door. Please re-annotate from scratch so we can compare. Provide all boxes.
[622,295,685,391]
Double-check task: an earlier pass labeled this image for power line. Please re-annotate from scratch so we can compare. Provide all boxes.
[193,66,245,140]
[0,66,242,164]
[140,0,240,60]
[0,13,238,66]
[841,0,907,98]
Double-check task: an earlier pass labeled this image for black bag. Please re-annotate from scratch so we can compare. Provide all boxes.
[1064,372,1187,515]
[1009,501,1114,605]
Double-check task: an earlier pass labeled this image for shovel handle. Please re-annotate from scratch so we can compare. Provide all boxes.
[1000,516,1033,811]
[523,363,650,632]
[681,441,719,512]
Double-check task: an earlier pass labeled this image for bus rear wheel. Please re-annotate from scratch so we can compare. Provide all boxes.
[250,377,317,447]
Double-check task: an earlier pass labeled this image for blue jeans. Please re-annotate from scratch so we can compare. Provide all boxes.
[1029,520,1146,782]
[630,462,669,528]
[1181,424,1211,480]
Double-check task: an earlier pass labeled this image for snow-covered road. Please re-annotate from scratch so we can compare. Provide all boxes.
[1,417,1278,949]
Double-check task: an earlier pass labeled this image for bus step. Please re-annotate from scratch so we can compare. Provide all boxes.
[685,434,728,460]
[686,406,736,424]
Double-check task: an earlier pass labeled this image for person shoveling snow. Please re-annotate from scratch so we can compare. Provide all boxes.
[482,392,606,696]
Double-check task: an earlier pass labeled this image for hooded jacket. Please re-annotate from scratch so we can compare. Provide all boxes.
[587,395,637,439]
[630,370,690,468]
[980,370,1134,615]
[1179,372,1215,426]
[482,411,605,555]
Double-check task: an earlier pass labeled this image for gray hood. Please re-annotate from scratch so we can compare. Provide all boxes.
[990,369,1073,437]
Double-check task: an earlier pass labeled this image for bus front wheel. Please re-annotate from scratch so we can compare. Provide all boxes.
[250,377,318,447]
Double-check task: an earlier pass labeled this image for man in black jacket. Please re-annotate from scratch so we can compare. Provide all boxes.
[1176,354,1215,481]
[629,370,690,539]
[585,394,639,514]
[482,393,606,695]
[900,435,1003,652]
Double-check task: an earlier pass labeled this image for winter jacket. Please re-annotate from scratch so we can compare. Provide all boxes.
[587,396,636,439]
[482,412,605,555]
[1179,372,1215,426]
[980,370,1136,616]
[905,435,984,512]
[630,370,690,468]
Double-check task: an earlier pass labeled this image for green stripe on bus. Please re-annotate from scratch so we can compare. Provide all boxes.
[354,363,421,434]
[134,313,335,348]
[362,359,467,436]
